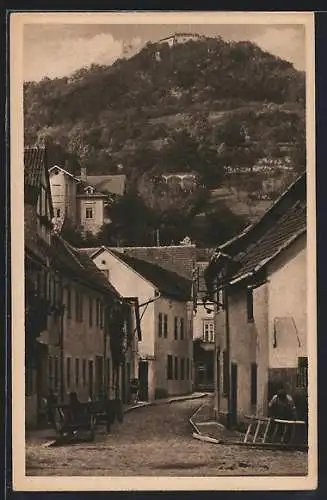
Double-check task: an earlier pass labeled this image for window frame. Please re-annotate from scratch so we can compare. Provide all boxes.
[174,356,178,380]
[75,358,80,388]
[66,357,71,389]
[174,316,178,340]
[180,318,184,340]
[66,285,71,318]
[158,312,163,338]
[247,288,254,323]
[167,354,173,380]
[180,358,185,381]
[85,207,93,219]
[82,359,87,386]
[163,314,168,338]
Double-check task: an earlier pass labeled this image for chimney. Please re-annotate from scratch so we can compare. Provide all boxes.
[80,165,87,182]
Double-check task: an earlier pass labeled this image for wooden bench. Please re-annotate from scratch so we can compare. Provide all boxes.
[54,404,96,441]
[87,399,124,430]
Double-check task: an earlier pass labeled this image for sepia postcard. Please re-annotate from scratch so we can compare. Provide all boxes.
[10,10,317,491]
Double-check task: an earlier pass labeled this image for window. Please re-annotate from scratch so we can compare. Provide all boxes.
[180,318,184,340]
[74,291,83,322]
[174,317,178,340]
[75,359,80,387]
[66,357,71,388]
[66,286,71,318]
[181,358,185,380]
[186,358,190,380]
[297,357,308,388]
[89,297,93,326]
[158,313,163,337]
[174,356,178,380]
[167,355,173,380]
[247,288,254,322]
[86,207,93,219]
[222,350,228,397]
[251,363,257,405]
[82,359,87,386]
[54,357,59,391]
[56,208,61,217]
[203,321,215,343]
[163,314,168,338]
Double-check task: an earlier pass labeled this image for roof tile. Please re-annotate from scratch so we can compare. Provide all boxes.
[24,147,46,188]
[111,250,192,301]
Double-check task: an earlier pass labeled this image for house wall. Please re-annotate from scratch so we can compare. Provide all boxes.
[92,249,193,401]
[193,303,215,341]
[92,250,156,359]
[49,169,77,223]
[154,297,193,397]
[78,197,105,234]
[25,171,53,426]
[253,283,269,416]
[214,235,307,423]
[267,235,307,369]
[55,279,109,404]
[228,288,257,419]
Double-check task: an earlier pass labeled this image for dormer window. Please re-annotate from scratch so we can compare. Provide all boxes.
[85,186,95,195]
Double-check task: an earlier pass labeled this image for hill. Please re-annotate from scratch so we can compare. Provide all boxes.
[24,35,306,246]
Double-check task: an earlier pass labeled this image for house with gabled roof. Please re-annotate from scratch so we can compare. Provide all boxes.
[205,172,307,427]
[46,234,137,409]
[49,163,126,235]
[25,147,135,425]
[49,164,80,227]
[79,246,194,401]
[24,146,54,425]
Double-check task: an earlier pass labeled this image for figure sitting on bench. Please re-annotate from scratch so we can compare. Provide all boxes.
[268,388,297,443]
[63,392,88,435]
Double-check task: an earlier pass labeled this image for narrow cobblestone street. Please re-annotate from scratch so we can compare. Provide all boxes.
[26,398,308,477]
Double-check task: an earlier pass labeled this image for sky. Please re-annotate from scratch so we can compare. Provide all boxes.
[23,23,306,82]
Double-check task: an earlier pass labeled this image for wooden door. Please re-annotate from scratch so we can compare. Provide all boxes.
[138,361,148,401]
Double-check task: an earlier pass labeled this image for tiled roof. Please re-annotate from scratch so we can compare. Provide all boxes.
[111,250,192,301]
[24,147,46,188]
[230,201,306,282]
[207,173,306,284]
[220,173,306,256]
[116,245,197,280]
[50,236,120,297]
[76,180,108,197]
[85,175,126,196]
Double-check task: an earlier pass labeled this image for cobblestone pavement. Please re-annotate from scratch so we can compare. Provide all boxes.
[26,398,308,476]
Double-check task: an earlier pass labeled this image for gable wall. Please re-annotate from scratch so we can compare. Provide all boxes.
[92,250,156,358]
